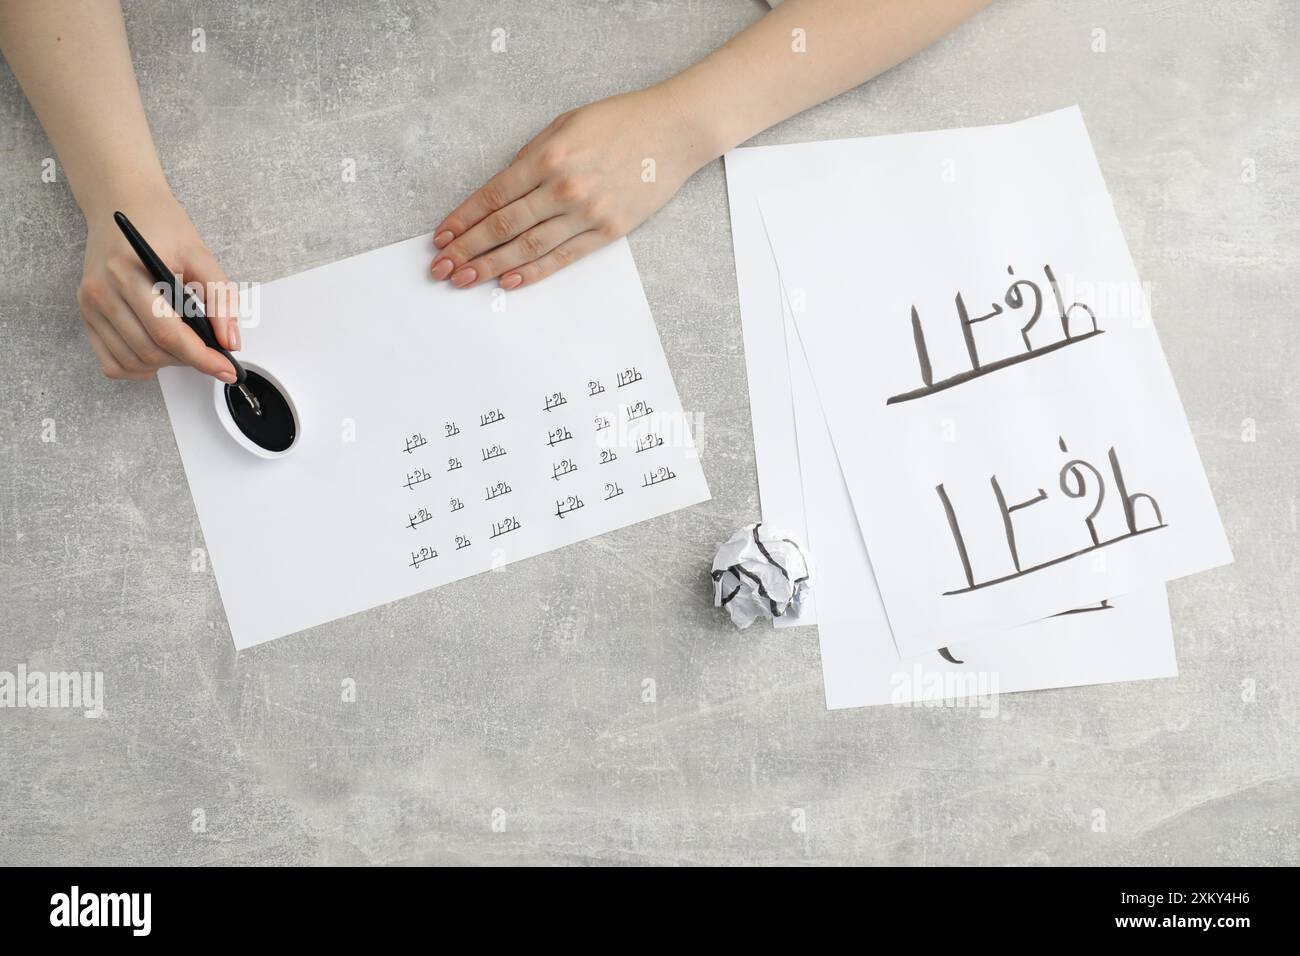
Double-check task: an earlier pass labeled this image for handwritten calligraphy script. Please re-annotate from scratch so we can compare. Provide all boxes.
[876,263,1171,596]
[396,367,693,570]
[937,436,1165,595]
[891,263,1099,405]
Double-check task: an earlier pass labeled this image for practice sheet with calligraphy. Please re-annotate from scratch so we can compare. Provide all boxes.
[159,236,709,648]
[759,107,1231,657]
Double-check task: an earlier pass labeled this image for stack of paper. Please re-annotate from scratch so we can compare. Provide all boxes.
[725,107,1232,709]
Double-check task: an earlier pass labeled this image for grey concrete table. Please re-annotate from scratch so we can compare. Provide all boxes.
[1,0,1296,866]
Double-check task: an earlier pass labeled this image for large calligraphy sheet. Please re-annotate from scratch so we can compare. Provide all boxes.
[759,107,1231,657]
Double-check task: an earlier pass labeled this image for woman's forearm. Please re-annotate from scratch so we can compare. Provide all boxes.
[1,1,240,382]
[663,0,993,166]
[0,0,170,220]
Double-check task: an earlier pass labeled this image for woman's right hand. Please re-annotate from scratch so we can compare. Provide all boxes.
[77,189,241,382]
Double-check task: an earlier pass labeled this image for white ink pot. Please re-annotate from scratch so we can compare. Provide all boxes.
[211,361,301,460]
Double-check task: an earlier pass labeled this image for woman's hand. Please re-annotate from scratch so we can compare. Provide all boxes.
[78,189,240,382]
[430,86,713,290]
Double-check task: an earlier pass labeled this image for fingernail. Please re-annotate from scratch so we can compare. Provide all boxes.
[500,273,523,290]
[431,258,454,281]
[450,267,477,288]
[434,230,454,248]
[228,319,241,350]
[218,370,236,384]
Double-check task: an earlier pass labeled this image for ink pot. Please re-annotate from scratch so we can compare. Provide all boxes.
[212,362,300,459]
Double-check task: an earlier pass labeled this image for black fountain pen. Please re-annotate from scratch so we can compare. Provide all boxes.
[113,211,261,415]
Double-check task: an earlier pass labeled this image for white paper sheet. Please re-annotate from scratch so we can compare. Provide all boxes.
[159,236,710,648]
[723,150,817,626]
[785,292,1176,708]
[760,107,1231,658]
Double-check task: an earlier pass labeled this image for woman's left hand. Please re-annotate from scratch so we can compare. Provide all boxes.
[430,86,711,290]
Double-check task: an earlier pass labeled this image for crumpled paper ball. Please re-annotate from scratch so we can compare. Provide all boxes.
[712,523,813,629]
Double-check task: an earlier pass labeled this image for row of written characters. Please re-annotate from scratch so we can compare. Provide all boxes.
[401,364,650,457]
[401,396,658,457]
[404,461,680,570]
[399,364,651,462]
[401,419,666,491]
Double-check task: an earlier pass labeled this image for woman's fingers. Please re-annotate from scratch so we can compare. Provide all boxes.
[452,215,587,289]
[126,282,237,382]
[431,191,546,283]
[85,315,152,380]
[181,246,241,351]
[100,292,177,370]
[85,325,144,381]
[433,162,538,249]
[500,229,608,289]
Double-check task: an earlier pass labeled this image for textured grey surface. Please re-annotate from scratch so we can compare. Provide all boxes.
[1,0,1297,866]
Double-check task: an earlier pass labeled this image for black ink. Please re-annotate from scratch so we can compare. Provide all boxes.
[710,557,789,619]
[409,546,438,569]
[991,476,1048,573]
[954,291,1001,372]
[1058,437,1106,546]
[490,516,521,539]
[403,468,431,490]
[1051,599,1113,617]
[634,432,664,454]
[1045,263,1098,340]
[910,305,933,388]
[1004,265,1044,352]
[890,264,1104,405]
[1110,446,1163,533]
[752,522,810,592]
[887,329,1104,404]
[936,483,976,590]
[555,495,584,519]
[642,466,676,487]
[941,525,1166,595]
[938,437,1167,596]
[225,370,295,452]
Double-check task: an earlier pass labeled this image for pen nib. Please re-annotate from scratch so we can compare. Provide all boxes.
[236,383,263,416]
